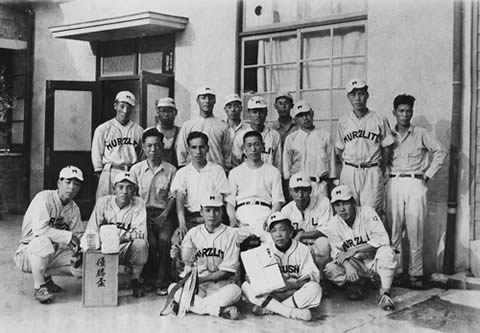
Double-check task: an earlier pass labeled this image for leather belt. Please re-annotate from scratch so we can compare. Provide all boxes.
[344,162,379,169]
[110,164,131,171]
[309,175,328,183]
[389,173,423,179]
[236,201,272,209]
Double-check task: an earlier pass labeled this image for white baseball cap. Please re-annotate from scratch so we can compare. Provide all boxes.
[115,91,136,106]
[331,185,354,203]
[196,86,216,97]
[247,96,268,109]
[345,79,368,94]
[292,100,313,117]
[224,94,242,107]
[275,91,293,102]
[266,212,292,230]
[156,97,176,109]
[113,172,137,186]
[200,193,224,207]
[59,166,84,182]
[289,172,312,188]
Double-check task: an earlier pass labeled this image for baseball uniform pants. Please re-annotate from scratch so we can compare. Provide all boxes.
[236,205,271,244]
[386,177,426,277]
[119,239,148,280]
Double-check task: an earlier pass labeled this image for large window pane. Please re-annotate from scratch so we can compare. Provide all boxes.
[101,55,135,77]
[271,36,297,63]
[302,29,331,60]
[300,90,331,119]
[141,52,163,74]
[302,60,330,89]
[271,64,296,91]
[333,25,366,57]
[146,84,169,128]
[11,122,23,144]
[332,58,365,89]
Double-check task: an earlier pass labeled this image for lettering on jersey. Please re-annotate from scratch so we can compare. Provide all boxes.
[280,265,300,274]
[263,147,273,155]
[311,217,318,226]
[100,221,131,232]
[49,217,70,231]
[195,247,225,259]
[343,130,379,144]
[341,235,370,251]
[105,137,138,151]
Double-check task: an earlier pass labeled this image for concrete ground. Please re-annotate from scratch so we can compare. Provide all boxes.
[1,214,479,333]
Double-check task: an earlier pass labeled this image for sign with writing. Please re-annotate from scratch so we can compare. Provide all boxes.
[82,250,119,307]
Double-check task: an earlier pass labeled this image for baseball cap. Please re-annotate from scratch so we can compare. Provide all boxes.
[156,97,176,109]
[113,172,137,186]
[291,100,313,118]
[330,185,354,203]
[200,193,224,207]
[59,165,84,182]
[247,96,268,109]
[275,91,293,102]
[345,78,368,94]
[266,212,292,231]
[196,86,216,97]
[289,172,312,188]
[224,94,242,107]
[115,91,136,106]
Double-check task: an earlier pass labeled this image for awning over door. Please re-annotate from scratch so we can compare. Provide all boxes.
[49,11,188,42]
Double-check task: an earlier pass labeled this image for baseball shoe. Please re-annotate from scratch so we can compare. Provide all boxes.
[220,305,240,320]
[345,282,367,301]
[43,276,63,293]
[131,279,145,298]
[289,308,312,321]
[378,292,395,311]
[156,287,168,296]
[34,286,55,304]
[251,305,274,316]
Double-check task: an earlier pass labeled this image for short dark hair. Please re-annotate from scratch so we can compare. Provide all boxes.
[142,127,164,143]
[393,94,416,109]
[187,131,209,147]
[243,130,263,144]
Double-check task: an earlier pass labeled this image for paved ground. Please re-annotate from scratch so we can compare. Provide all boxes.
[1,214,479,333]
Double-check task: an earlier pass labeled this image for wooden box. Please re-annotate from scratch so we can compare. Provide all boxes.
[82,250,119,307]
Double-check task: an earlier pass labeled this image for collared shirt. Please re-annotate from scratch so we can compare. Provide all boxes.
[91,118,144,171]
[335,109,394,164]
[130,160,177,209]
[270,118,298,145]
[327,206,390,259]
[231,125,283,171]
[176,115,232,170]
[224,120,251,144]
[84,195,147,239]
[170,161,233,213]
[390,125,446,179]
[270,240,320,282]
[229,162,284,205]
[282,127,336,180]
[281,196,332,234]
[19,190,83,246]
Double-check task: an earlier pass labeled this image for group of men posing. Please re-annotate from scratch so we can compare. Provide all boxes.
[14,78,446,322]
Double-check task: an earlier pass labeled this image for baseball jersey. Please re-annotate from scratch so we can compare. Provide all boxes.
[170,161,233,213]
[91,118,144,171]
[19,190,83,246]
[390,125,446,178]
[231,125,283,171]
[281,196,332,234]
[327,206,390,259]
[335,109,394,164]
[129,160,177,209]
[225,120,251,145]
[282,127,336,180]
[270,240,320,282]
[181,224,240,278]
[270,118,298,145]
[85,195,147,239]
[176,116,232,170]
[229,162,284,206]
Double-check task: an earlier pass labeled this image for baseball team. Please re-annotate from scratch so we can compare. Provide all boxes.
[14,78,447,322]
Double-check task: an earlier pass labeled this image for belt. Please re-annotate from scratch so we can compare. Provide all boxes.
[236,201,272,209]
[309,175,328,183]
[389,173,423,179]
[344,162,379,169]
[110,164,131,171]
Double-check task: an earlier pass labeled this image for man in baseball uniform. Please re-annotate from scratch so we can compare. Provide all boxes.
[324,185,397,311]
[83,172,148,297]
[281,173,332,273]
[335,79,394,215]
[130,127,177,295]
[155,97,180,167]
[228,131,284,242]
[92,91,144,199]
[231,96,282,172]
[14,166,84,304]
[283,100,336,199]
[169,193,242,320]
[242,212,322,321]
[271,92,298,145]
[387,94,446,289]
[223,94,250,145]
[176,87,232,170]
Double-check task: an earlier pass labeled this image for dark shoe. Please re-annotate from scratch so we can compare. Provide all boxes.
[43,276,63,293]
[220,305,240,320]
[409,276,424,290]
[131,279,145,298]
[345,282,367,301]
[34,286,55,304]
[393,274,409,287]
[378,292,395,311]
[156,287,168,296]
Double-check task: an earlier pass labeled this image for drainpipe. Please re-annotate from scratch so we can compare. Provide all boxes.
[443,0,464,274]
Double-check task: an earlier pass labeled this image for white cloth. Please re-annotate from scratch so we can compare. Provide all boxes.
[281,196,332,234]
